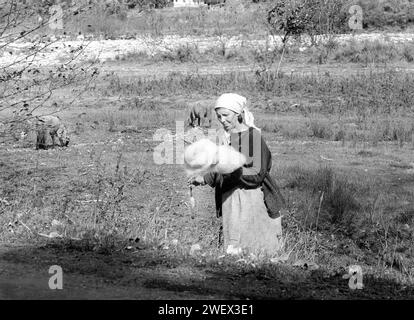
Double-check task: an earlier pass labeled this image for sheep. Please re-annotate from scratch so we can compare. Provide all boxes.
[34,115,70,150]
[187,102,212,128]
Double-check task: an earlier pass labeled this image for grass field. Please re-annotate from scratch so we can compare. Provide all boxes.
[0,1,414,300]
[59,0,414,38]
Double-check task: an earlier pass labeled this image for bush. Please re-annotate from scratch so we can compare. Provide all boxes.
[308,118,332,139]
[123,0,170,10]
[157,44,199,63]
[267,0,347,43]
[357,0,414,29]
[325,178,360,225]
[285,166,361,230]
[103,0,128,20]
[402,44,414,62]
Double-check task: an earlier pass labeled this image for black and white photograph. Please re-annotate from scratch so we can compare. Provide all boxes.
[0,0,414,307]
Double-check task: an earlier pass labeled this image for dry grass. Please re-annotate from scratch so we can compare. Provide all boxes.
[104,68,414,113]
[273,164,414,279]
[101,68,414,146]
[57,1,414,39]
[2,2,414,286]
[62,3,267,39]
[330,39,414,65]
[2,1,414,299]
[1,102,414,285]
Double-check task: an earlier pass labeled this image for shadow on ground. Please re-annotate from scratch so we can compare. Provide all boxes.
[1,242,413,300]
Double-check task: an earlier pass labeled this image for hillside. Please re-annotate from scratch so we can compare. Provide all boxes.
[6,0,414,39]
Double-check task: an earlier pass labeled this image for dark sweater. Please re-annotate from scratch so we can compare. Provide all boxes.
[203,127,285,219]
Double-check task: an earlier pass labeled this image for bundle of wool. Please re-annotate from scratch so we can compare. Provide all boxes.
[184,138,218,177]
[184,138,246,177]
[213,144,246,175]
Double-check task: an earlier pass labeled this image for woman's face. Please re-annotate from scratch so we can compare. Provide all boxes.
[215,108,238,132]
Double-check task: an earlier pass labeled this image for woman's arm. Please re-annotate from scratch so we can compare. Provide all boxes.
[203,129,272,190]
[203,171,220,188]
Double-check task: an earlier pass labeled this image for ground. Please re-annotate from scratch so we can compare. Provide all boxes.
[1,112,413,299]
[2,243,414,300]
[1,29,414,299]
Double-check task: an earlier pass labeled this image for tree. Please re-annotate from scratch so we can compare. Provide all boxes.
[124,0,170,10]
[267,0,347,44]
[264,0,347,75]
[0,0,99,145]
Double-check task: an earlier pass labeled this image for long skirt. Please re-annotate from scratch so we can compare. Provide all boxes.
[222,187,282,256]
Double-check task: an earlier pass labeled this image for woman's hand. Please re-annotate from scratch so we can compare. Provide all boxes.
[188,175,206,186]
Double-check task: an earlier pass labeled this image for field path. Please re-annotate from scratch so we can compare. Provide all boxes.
[0,245,223,300]
[1,243,414,300]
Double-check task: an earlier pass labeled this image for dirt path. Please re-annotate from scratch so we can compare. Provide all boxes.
[0,244,224,300]
[1,243,414,300]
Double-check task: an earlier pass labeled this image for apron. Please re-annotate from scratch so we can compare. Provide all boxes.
[222,186,282,256]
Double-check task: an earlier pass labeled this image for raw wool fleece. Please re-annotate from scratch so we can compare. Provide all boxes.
[184,138,246,177]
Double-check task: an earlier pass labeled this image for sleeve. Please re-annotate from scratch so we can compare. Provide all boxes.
[204,129,272,191]
[221,167,243,193]
[203,171,219,188]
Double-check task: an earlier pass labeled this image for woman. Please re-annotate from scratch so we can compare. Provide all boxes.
[188,93,285,256]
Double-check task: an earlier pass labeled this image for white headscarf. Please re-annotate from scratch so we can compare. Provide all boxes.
[214,93,259,131]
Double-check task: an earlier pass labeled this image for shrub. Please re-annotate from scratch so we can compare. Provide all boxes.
[402,44,414,62]
[103,0,129,20]
[308,118,332,139]
[267,0,347,43]
[325,177,360,225]
[124,0,170,10]
[285,166,361,229]
[158,44,199,63]
[357,0,414,29]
